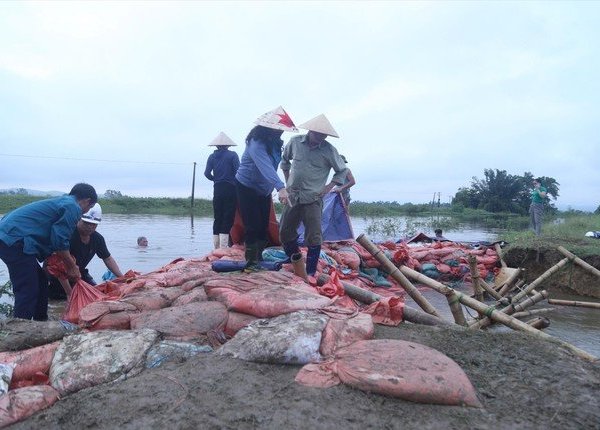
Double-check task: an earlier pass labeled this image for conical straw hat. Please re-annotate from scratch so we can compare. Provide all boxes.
[208,132,237,146]
[254,106,298,132]
[298,114,339,138]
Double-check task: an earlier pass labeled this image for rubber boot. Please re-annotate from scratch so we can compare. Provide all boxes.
[212,235,220,250]
[219,233,229,249]
[255,239,267,262]
[291,252,308,281]
[243,243,261,273]
[306,245,321,276]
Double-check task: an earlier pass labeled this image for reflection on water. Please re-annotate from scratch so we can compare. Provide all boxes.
[0,214,598,357]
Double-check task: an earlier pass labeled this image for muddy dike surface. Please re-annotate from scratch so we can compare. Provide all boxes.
[504,247,600,298]
[12,324,600,430]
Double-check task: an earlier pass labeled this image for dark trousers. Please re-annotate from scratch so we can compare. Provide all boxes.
[235,181,271,246]
[213,182,237,235]
[0,240,48,320]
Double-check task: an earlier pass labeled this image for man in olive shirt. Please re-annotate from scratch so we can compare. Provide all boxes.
[279,114,348,278]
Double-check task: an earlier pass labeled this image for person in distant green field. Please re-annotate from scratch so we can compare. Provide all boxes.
[530,177,547,236]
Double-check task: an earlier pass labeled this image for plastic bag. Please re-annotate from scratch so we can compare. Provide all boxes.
[62,279,107,323]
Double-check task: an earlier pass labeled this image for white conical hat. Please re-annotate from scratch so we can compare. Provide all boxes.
[298,114,339,138]
[208,132,237,146]
[254,106,298,132]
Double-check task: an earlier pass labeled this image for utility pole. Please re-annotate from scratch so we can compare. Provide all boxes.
[190,162,197,211]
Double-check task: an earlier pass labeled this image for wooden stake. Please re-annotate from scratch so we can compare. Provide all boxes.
[467,255,484,302]
[356,234,443,318]
[558,246,600,279]
[498,268,523,297]
[548,299,600,309]
[469,290,549,330]
[512,308,555,319]
[511,258,570,303]
[526,317,550,330]
[397,266,596,360]
[446,292,468,326]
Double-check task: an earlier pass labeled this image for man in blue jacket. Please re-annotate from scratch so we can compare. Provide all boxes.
[0,183,97,320]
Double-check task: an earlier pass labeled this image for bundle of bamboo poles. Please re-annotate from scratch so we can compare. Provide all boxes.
[355,234,597,362]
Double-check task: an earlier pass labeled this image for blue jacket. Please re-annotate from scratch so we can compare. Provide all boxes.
[0,195,82,260]
[235,138,285,196]
[204,149,240,186]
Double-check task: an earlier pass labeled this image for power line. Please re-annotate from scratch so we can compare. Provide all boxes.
[0,153,191,165]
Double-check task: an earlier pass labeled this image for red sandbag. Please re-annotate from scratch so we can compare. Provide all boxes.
[230,202,280,246]
[0,342,59,386]
[0,385,60,427]
[62,279,107,323]
[44,253,73,278]
[319,313,374,357]
[337,249,360,271]
[436,263,452,274]
[362,297,404,326]
[296,339,481,407]
[316,269,345,298]
[130,301,228,341]
[206,281,332,318]
[224,311,259,337]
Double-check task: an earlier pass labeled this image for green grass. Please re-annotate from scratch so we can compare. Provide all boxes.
[501,214,600,256]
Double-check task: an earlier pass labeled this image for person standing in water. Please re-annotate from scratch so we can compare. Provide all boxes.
[204,132,240,249]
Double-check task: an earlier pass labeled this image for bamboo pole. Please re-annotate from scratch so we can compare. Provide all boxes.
[495,243,507,268]
[511,258,570,303]
[315,274,450,327]
[512,308,555,319]
[558,246,600,280]
[356,234,442,318]
[467,255,484,302]
[548,299,600,309]
[526,317,550,330]
[498,268,523,297]
[469,290,549,330]
[446,293,468,326]
[396,267,596,361]
[397,270,595,360]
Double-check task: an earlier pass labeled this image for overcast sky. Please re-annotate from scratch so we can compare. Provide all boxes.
[1,1,598,210]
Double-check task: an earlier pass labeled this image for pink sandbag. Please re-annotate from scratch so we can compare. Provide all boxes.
[79,300,138,326]
[206,282,332,318]
[171,288,208,306]
[0,342,60,386]
[88,311,134,331]
[296,339,482,407]
[224,311,259,337]
[319,313,374,357]
[0,385,60,427]
[120,287,184,311]
[130,301,228,341]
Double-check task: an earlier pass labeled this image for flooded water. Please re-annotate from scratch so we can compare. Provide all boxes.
[0,214,598,357]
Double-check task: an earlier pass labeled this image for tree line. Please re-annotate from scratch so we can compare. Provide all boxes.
[452,169,559,214]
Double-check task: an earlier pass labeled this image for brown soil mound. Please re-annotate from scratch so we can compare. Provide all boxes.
[504,247,600,298]
[11,324,600,430]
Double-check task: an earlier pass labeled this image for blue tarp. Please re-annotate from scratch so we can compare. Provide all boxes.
[298,192,354,244]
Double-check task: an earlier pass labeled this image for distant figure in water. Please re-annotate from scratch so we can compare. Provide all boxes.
[137,236,148,247]
[433,229,447,241]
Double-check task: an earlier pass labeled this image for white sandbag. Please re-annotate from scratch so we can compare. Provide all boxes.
[0,363,14,395]
[145,340,212,369]
[50,329,159,395]
[218,311,328,364]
